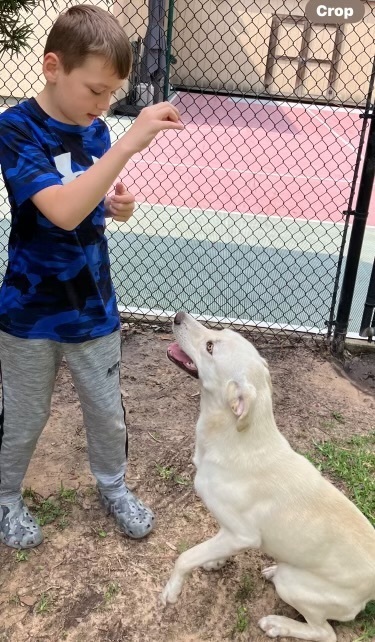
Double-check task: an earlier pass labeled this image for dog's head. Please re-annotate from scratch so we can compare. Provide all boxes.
[167,312,272,431]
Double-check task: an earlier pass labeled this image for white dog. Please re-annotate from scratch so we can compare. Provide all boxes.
[161,312,375,642]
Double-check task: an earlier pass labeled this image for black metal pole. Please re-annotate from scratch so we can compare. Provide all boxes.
[332,111,375,355]
[163,0,174,101]
[359,256,375,340]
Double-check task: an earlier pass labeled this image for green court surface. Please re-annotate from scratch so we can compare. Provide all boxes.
[105,203,374,337]
[0,201,373,337]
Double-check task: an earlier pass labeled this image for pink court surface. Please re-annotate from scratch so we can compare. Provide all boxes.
[121,92,375,227]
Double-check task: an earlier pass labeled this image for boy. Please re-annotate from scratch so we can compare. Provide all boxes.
[0,4,183,549]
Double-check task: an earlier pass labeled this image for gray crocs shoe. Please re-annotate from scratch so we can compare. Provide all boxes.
[99,487,155,539]
[0,498,43,549]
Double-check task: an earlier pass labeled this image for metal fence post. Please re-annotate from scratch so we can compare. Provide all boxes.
[359,257,375,341]
[163,0,174,101]
[332,109,375,355]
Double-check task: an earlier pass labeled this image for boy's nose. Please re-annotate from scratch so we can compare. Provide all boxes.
[97,96,111,111]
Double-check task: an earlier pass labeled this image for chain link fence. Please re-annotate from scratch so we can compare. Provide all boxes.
[1,0,374,341]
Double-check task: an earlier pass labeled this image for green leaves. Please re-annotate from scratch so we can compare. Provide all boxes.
[1,1,37,12]
[0,1,49,55]
[0,2,112,56]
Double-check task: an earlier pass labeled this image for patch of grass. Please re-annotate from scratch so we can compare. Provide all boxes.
[36,592,53,615]
[23,483,78,528]
[235,574,254,602]
[8,594,20,606]
[58,483,77,503]
[57,515,69,530]
[104,582,120,603]
[156,464,175,481]
[156,464,191,486]
[84,486,97,496]
[174,474,191,486]
[321,411,346,432]
[233,605,248,634]
[331,411,345,424]
[346,601,375,641]
[307,433,375,525]
[231,574,252,635]
[34,499,63,526]
[22,487,39,501]
[98,529,107,538]
[14,550,29,563]
[353,631,375,642]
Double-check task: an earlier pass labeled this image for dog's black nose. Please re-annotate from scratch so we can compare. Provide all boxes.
[174,312,185,325]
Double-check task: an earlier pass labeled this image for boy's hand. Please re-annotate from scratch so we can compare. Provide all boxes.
[105,182,135,223]
[123,102,184,155]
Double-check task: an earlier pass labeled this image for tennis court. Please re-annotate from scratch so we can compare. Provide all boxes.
[120,92,374,224]
[0,94,372,336]
[109,92,373,336]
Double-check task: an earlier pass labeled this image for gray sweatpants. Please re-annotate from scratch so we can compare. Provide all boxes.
[0,329,128,504]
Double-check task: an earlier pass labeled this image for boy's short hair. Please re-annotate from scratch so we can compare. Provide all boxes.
[44,4,132,79]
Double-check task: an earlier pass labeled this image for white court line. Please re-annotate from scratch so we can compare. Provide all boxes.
[183,121,301,136]
[170,92,360,150]
[147,201,375,230]
[117,305,326,335]
[170,92,362,115]
[306,106,357,151]
[117,305,370,341]
[175,204,346,227]
[229,95,362,115]
[182,120,359,156]
[135,157,350,184]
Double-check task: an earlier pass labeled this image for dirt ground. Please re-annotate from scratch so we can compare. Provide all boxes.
[340,347,375,395]
[0,323,374,642]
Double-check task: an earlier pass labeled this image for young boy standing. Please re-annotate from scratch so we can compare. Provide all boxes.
[0,4,183,549]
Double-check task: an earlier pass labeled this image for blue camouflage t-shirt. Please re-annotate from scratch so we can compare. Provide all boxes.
[0,98,120,342]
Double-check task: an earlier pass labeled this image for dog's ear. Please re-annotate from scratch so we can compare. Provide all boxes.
[261,357,273,394]
[226,380,257,431]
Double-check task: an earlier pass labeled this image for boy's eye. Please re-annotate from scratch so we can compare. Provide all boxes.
[90,89,117,98]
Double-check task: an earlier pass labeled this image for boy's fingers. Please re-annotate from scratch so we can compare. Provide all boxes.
[114,182,126,195]
[156,120,184,131]
[156,104,180,120]
[110,202,134,213]
[141,103,182,124]
[112,213,133,223]
[111,193,135,204]
[111,185,135,203]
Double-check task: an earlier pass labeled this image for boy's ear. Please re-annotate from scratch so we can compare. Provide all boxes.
[43,52,61,83]
[226,379,257,431]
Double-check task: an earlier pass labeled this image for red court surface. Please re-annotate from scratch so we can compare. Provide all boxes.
[121,92,375,226]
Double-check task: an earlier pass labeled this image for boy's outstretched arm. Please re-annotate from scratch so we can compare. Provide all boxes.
[31,102,183,231]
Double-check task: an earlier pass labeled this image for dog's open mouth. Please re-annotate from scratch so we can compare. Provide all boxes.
[167,342,199,379]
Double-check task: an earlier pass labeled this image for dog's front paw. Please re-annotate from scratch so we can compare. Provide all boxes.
[261,565,278,581]
[202,558,227,571]
[258,615,288,638]
[160,579,181,606]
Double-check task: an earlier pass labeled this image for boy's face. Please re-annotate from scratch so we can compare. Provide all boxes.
[44,54,125,126]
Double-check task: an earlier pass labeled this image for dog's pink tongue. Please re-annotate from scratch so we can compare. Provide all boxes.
[167,342,199,378]
[167,342,190,363]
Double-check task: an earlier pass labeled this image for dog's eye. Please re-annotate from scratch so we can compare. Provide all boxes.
[206,341,214,354]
